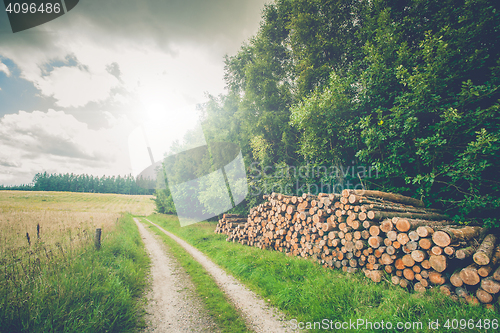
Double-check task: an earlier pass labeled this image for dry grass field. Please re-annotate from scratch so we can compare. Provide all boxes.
[0,191,155,332]
[0,191,155,250]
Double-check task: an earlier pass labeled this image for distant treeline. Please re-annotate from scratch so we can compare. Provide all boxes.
[0,172,153,195]
[0,184,35,191]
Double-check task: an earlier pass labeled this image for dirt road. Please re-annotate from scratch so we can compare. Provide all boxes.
[134,218,220,332]
[141,218,292,333]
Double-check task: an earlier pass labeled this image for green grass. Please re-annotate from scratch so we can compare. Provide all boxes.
[0,214,150,333]
[145,213,500,333]
[140,218,251,333]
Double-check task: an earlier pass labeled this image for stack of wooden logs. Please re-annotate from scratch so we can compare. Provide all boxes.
[215,190,500,308]
[214,214,247,234]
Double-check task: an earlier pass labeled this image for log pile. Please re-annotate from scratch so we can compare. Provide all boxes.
[214,214,248,234]
[215,190,500,307]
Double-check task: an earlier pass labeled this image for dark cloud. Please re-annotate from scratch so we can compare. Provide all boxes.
[40,54,79,76]
[106,62,121,81]
[74,0,268,52]
[0,109,115,164]
[0,0,269,125]
[1,0,268,56]
[0,158,20,167]
[0,126,100,161]
[35,133,108,161]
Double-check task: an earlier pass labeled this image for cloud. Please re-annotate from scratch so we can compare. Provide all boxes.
[0,61,10,91]
[0,0,268,80]
[34,65,120,108]
[0,0,269,184]
[68,0,268,53]
[0,158,20,168]
[0,109,134,185]
[106,62,122,81]
[0,0,268,114]
[0,61,10,76]
[0,110,111,160]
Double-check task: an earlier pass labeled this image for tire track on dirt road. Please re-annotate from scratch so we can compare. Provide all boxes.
[134,218,220,332]
[141,218,292,333]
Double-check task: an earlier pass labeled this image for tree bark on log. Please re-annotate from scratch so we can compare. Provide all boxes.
[432,226,484,247]
[473,234,497,266]
[494,265,500,281]
[455,245,477,260]
[450,270,463,287]
[395,218,450,232]
[368,210,449,221]
[344,189,424,207]
[361,203,440,215]
[222,213,244,219]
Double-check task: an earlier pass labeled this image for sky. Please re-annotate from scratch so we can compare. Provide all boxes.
[0,0,269,186]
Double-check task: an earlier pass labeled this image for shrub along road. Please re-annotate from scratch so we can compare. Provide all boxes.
[138,217,292,333]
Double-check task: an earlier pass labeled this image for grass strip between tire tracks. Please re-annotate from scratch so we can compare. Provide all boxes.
[139,218,251,333]
[145,213,500,333]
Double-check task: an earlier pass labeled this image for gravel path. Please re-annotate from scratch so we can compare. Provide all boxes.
[142,218,292,333]
[134,218,220,332]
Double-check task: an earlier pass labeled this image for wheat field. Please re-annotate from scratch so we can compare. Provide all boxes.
[0,191,156,332]
[0,191,155,250]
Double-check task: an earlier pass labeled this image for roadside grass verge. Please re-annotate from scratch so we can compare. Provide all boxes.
[140,218,251,333]
[0,214,150,333]
[146,213,500,333]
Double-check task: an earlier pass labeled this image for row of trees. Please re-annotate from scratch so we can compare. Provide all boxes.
[33,172,154,194]
[1,172,153,195]
[0,184,35,191]
[155,0,500,227]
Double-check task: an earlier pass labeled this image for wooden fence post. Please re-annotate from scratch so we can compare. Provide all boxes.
[95,228,101,250]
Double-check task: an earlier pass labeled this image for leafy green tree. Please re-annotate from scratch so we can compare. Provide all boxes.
[293,0,500,225]
[153,0,500,227]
